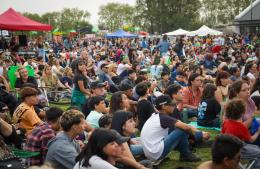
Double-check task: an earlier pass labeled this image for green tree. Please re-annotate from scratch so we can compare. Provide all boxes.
[22,8,92,34]
[201,0,256,25]
[135,0,202,34]
[23,12,42,22]
[98,3,136,32]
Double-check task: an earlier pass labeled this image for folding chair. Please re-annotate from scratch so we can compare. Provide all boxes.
[7,65,35,90]
[239,158,257,169]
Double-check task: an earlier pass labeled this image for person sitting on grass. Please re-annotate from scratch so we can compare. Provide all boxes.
[157,71,170,93]
[197,83,221,127]
[86,96,108,128]
[25,107,64,166]
[46,109,92,169]
[221,99,260,169]
[12,87,42,135]
[141,95,201,162]
[136,82,154,131]
[222,98,260,144]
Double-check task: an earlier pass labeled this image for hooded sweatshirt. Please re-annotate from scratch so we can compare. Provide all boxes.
[46,132,80,169]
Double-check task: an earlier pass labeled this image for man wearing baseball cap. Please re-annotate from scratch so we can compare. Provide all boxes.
[141,94,201,162]
[82,81,109,117]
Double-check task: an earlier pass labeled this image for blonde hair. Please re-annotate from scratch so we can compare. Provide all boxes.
[63,67,72,76]
[41,65,57,87]
[60,109,85,131]
[28,162,54,169]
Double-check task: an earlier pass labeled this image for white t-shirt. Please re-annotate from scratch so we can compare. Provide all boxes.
[251,90,260,97]
[73,155,118,169]
[117,63,131,75]
[141,113,177,161]
[247,72,256,80]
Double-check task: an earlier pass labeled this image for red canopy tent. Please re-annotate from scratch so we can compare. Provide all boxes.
[0,8,52,31]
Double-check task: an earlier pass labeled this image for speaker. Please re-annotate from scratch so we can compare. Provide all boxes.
[19,35,27,46]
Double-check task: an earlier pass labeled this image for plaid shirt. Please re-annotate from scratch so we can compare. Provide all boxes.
[25,122,55,166]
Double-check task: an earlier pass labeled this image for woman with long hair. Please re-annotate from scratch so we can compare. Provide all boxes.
[109,91,130,115]
[41,65,65,90]
[60,67,74,90]
[51,58,63,78]
[71,60,91,110]
[215,71,230,103]
[251,77,260,97]
[111,111,144,157]
[74,128,148,169]
[228,80,259,142]
[244,62,258,83]
[74,128,127,169]
[197,83,221,127]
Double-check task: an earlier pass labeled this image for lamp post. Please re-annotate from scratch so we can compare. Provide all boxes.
[251,0,253,34]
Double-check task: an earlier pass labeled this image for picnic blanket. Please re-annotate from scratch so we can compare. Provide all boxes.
[188,121,221,131]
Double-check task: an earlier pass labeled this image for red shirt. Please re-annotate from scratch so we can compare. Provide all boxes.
[222,119,251,142]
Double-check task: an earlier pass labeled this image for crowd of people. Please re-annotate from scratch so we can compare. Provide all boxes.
[1,32,260,169]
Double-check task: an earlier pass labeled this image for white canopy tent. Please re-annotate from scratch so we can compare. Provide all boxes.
[165,28,190,36]
[187,25,223,36]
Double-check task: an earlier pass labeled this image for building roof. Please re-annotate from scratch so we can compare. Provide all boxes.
[235,0,260,21]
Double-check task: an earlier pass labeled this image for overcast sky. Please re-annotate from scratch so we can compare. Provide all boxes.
[0,0,136,24]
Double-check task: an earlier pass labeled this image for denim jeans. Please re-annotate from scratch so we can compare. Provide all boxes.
[130,144,144,156]
[130,137,144,156]
[160,128,190,158]
[150,65,163,79]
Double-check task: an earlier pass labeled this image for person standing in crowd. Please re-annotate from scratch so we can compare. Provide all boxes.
[71,60,91,110]
[25,107,64,166]
[46,109,91,169]
[156,34,170,56]
[12,87,42,135]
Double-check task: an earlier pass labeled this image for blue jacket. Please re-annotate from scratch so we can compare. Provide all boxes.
[46,132,80,169]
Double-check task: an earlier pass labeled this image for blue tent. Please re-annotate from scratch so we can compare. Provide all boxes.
[104,29,137,38]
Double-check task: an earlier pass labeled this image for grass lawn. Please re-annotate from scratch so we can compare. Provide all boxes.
[159,129,220,169]
[49,103,220,169]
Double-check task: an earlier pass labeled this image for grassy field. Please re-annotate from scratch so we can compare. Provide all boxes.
[159,129,219,169]
[50,103,219,169]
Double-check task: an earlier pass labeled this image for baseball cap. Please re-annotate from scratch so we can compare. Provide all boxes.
[155,95,176,107]
[90,81,106,89]
[113,130,130,144]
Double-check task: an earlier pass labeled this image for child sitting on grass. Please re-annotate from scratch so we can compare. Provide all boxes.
[222,98,260,144]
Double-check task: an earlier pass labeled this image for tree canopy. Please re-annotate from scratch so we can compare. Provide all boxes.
[23,8,92,34]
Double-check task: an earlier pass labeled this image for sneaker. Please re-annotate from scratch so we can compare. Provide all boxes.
[180,153,201,162]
